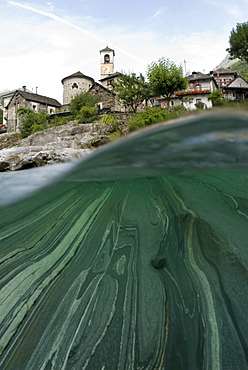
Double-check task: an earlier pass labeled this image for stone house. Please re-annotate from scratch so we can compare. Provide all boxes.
[61,71,95,106]
[99,72,121,91]
[6,88,61,133]
[89,82,116,111]
[61,71,121,112]
[0,87,34,127]
[61,47,128,112]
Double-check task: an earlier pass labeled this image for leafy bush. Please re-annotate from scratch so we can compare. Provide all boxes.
[49,115,72,127]
[69,92,100,117]
[100,115,118,125]
[195,102,205,109]
[76,106,97,124]
[100,115,119,131]
[109,131,121,142]
[169,105,188,113]
[18,108,49,138]
[127,107,188,132]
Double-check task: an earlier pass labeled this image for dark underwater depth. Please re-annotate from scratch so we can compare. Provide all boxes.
[0,111,248,369]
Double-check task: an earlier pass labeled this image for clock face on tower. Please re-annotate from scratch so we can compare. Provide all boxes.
[101,64,113,75]
[104,66,110,73]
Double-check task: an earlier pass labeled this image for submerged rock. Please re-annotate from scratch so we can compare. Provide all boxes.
[151,255,166,268]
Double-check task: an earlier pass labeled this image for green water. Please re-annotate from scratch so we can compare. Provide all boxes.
[1,111,248,369]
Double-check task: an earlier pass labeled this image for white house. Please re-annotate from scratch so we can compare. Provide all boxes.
[154,71,218,110]
[173,72,218,109]
[222,76,248,101]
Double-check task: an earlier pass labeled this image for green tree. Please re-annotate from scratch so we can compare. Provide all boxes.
[113,73,152,112]
[147,58,188,106]
[230,60,248,80]
[226,22,248,63]
[207,89,229,106]
[17,107,49,138]
[69,92,100,117]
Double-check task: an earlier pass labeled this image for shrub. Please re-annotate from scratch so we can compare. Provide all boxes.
[100,115,118,125]
[169,105,188,113]
[207,89,229,106]
[195,102,205,109]
[109,131,121,142]
[69,92,100,117]
[127,107,188,132]
[49,115,72,127]
[100,115,119,131]
[18,108,49,138]
[76,106,97,123]
[79,106,97,118]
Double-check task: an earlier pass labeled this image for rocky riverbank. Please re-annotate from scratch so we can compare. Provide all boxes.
[0,121,119,171]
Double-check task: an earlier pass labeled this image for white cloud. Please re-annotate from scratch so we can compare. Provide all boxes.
[7,1,147,66]
[203,0,248,18]
[0,0,232,103]
[151,7,166,19]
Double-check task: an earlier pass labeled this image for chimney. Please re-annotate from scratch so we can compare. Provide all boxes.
[22,86,26,92]
[36,87,38,94]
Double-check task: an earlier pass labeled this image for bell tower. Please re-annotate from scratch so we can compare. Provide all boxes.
[100,46,115,78]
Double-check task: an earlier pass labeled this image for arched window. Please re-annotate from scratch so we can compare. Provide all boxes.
[104,54,110,63]
[72,83,78,89]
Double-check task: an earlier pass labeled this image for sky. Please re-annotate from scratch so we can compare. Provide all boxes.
[0,0,248,103]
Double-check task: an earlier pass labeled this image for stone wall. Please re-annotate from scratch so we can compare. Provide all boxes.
[7,94,26,133]
[63,77,94,105]
[7,92,60,133]
[90,84,116,110]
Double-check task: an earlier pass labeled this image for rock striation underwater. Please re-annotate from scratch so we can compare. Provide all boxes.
[0,110,248,369]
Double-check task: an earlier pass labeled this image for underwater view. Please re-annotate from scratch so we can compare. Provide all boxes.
[0,111,248,369]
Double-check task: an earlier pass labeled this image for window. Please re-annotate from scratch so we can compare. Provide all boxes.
[196,98,201,103]
[104,54,110,63]
[72,83,78,89]
[33,105,37,111]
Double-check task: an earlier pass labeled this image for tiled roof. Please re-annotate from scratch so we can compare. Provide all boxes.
[99,46,115,56]
[188,72,212,81]
[8,90,61,107]
[61,71,95,85]
[225,76,248,89]
[213,68,236,74]
[99,72,121,81]
[89,82,116,95]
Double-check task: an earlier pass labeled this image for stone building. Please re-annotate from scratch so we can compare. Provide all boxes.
[0,87,34,127]
[99,72,121,91]
[61,46,125,112]
[89,82,116,111]
[61,71,95,106]
[6,88,61,133]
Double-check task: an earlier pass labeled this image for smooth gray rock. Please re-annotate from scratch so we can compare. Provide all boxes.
[0,146,91,171]
[17,122,112,149]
